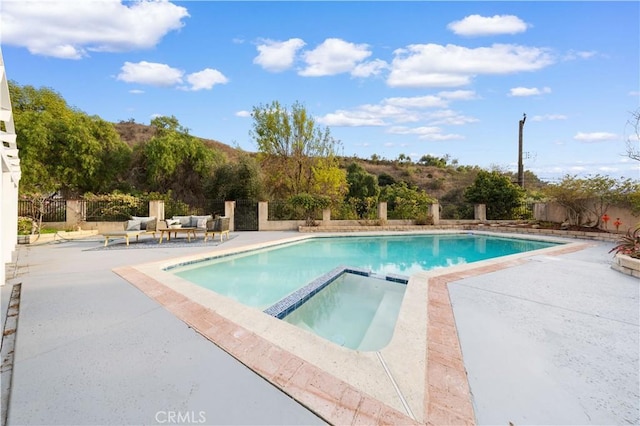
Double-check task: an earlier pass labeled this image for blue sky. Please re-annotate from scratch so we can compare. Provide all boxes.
[2,1,639,182]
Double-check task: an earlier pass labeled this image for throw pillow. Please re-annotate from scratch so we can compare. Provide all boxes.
[132,216,156,231]
[172,216,191,227]
[190,215,213,228]
[125,220,141,231]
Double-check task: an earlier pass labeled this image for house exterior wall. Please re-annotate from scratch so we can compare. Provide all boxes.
[1,49,21,286]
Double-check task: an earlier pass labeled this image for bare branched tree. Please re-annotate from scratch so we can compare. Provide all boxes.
[625,108,640,162]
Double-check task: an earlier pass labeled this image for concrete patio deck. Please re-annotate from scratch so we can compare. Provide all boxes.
[1,231,638,425]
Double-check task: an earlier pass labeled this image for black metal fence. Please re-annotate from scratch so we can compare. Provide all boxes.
[18,199,67,222]
[509,202,534,220]
[18,196,538,225]
[267,200,311,221]
[84,199,148,221]
[234,199,258,231]
[164,199,225,218]
[440,203,474,220]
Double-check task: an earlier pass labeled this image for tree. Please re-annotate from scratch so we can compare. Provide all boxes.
[544,175,640,227]
[464,170,525,219]
[625,108,640,162]
[10,81,132,196]
[377,172,396,187]
[251,101,344,199]
[418,154,448,168]
[131,115,224,203]
[288,193,330,226]
[344,162,380,218]
[310,157,348,207]
[206,153,265,200]
[580,175,639,227]
[380,182,435,220]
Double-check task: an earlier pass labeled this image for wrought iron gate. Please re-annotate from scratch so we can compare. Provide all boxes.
[234,199,258,231]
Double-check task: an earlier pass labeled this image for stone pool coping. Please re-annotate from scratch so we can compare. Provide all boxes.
[113,231,591,425]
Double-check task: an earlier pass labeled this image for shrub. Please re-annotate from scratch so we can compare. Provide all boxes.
[17,216,34,235]
[609,224,640,259]
[415,213,434,225]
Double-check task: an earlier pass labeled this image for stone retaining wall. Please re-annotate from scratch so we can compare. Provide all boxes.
[299,224,621,243]
[611,254,640,278]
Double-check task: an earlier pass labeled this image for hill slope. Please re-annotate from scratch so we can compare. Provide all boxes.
[113,121,543,200]
[114,121,245,161]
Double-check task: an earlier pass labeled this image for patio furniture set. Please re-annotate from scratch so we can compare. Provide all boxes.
[101,215,230,247]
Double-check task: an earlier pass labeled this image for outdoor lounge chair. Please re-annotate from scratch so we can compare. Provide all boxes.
[205,216,230,242]
[101,216,159,246]
[165,214,229,242]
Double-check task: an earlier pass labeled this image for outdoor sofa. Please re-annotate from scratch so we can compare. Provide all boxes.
[163,215,231,242]
[101,216,159,246]
[101,215,230,246]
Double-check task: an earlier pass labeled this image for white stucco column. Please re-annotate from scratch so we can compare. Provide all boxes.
[224,201,235,231]
[1,50,21,286]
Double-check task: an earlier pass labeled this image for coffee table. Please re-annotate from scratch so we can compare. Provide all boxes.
[158,227,197,244]
[102,230,144,247]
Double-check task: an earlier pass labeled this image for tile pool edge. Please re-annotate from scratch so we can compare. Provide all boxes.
[264,265,408,320]
[114,232,593,425]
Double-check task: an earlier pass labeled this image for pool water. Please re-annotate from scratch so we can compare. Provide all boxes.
[281,272,407,351]
[171,234,558,310]
[171,233,559,351]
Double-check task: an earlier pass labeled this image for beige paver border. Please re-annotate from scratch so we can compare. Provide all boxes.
[114,266,417,425]
[114,233,592,425]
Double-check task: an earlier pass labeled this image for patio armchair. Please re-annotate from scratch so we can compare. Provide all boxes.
[205,216,230,242]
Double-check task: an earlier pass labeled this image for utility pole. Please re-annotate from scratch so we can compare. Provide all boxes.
[518,113,526,188]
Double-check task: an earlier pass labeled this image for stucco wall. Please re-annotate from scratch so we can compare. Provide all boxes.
[534,201,638,232]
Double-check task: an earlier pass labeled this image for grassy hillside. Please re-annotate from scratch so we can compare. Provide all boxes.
[114,121,244,162]
[114,121,543,200]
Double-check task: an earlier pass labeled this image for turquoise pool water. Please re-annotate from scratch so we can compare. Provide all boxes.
[171,233,559,351]
[171,233,558,310]
[281,271,407,351]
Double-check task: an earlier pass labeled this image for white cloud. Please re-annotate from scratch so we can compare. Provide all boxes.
[185,68,229,91]
[253,38,306,72]
[235,110,251,118]
[629,91,640,97]
[318,111,387,127]
[388,126,463,141]
[388,43,554,88]
[118,61,226,91]
[509,86,552,96]
[448,15,529,37]
[318,94,477,130]
[129,89,144,95]
[388,126,441,135]
[1,0,189,59]
[319,101,430,126]
[438,90,478,101]
[351,59,389,78]
[383,95,447,109]
[563,50,597,60]
[531,114,568,121]
[299,38,372,77]
[574,132,619,142]
[426,109,479,125]
[117,61,183,86]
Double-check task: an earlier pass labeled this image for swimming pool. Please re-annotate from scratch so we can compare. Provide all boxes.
[170,233,558,308]
[122,231,585,421]
[169,233,559,349]
[280,269,408,351]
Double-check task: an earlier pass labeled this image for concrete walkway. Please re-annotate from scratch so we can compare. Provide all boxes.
[2,231,638,425]
[3,231,324,426]
[448,244,639,425]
